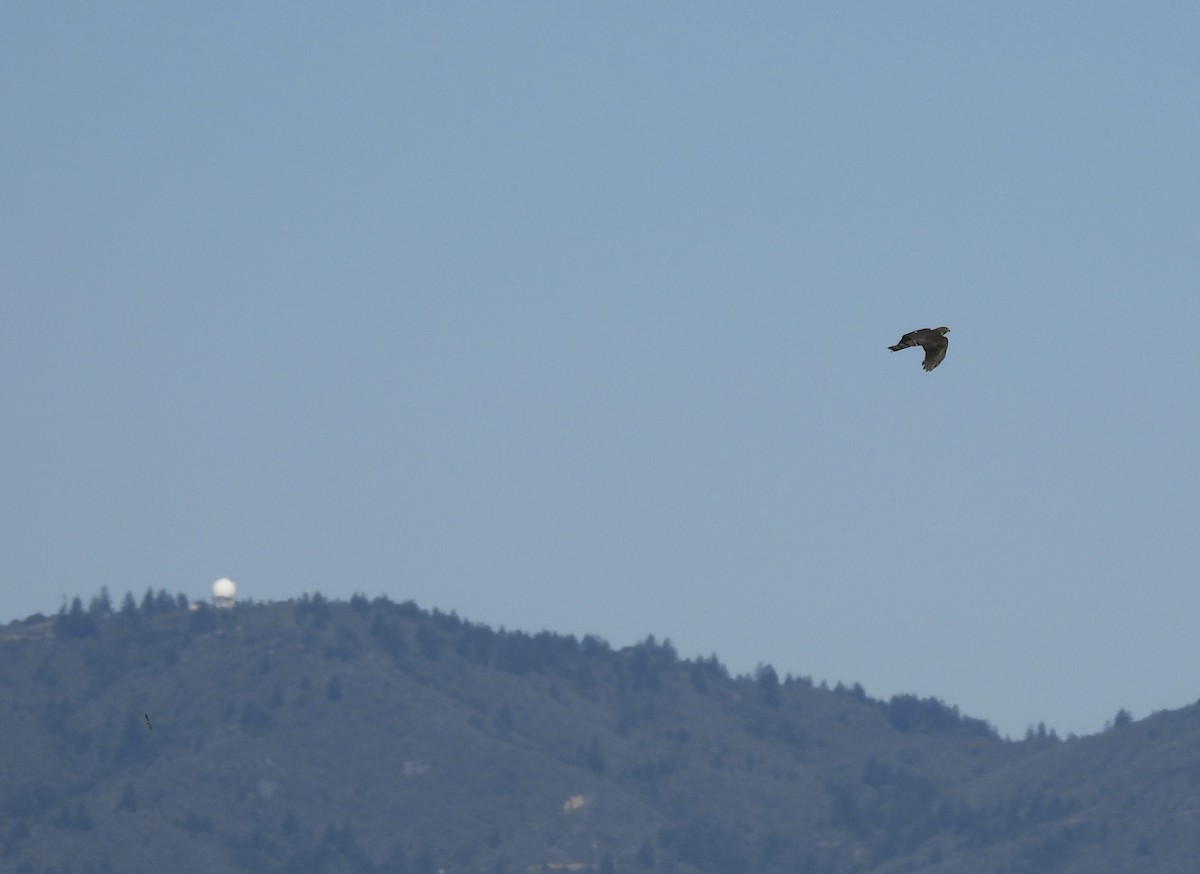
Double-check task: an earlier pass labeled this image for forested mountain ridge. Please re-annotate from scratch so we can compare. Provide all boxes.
[1,593,1196,874]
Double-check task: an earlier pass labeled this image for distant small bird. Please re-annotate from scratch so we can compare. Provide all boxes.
[144,713,152,731]
[889,327,950,371]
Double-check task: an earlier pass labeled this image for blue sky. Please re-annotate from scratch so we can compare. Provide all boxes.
[3,3,1198,739]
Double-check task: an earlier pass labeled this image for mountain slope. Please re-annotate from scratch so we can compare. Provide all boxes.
[1,595,1196,874]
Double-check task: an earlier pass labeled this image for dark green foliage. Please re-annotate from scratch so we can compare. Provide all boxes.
[119,591,137,618]
[887,693,995,736]
[686,653,725,696]
[88,589,112,616]
[394,599,422,619]
[294,592,331,629]
[1025,721,1061,743]
[827,756,950,861]
[138,588,180,615]
[113,711,154,765]
[415,625,441,661]
[324,626,363,662]
[755,663,781,707]
[493,633,533,674]
[189,604,218,633]
[431,607,462,632]
[454,622,496,663]
[369,613,408,658]
[2,591,1198,874]
[622,639,663,691]
[54,599,97,639]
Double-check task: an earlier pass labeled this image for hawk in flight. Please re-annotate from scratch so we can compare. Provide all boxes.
[889,327,950,371]
[144,713,152,731]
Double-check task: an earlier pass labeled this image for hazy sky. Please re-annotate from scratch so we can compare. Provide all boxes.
[4,3,1198,739]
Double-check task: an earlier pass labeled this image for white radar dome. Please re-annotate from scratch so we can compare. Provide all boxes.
[213,578,237,599]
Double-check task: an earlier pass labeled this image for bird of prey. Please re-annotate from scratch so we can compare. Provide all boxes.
[889,327,950,371]
[144,713,152,731]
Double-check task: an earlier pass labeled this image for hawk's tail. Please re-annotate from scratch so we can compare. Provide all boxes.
[888,342,908,352]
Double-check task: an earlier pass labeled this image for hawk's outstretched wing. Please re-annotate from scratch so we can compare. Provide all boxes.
[889,327,950,371]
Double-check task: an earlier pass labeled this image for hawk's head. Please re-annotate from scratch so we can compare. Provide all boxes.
[935,327,950,335]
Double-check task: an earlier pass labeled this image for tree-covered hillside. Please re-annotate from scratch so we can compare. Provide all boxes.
[1,593,1196,874]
